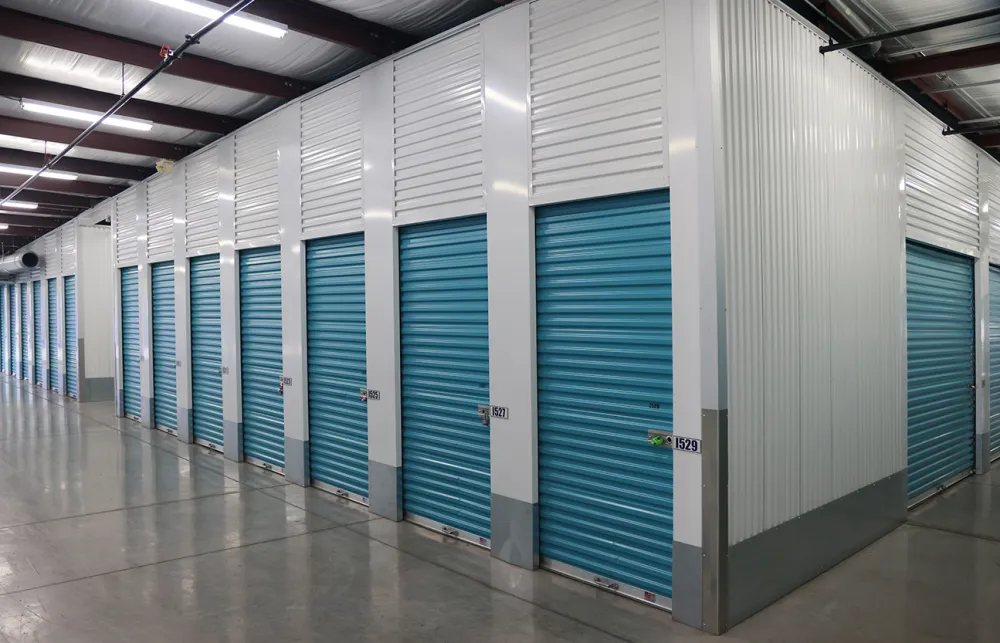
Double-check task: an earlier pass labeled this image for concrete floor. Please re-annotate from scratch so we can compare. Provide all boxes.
[1,373,998,642]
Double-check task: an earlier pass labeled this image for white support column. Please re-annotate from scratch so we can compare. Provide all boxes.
[174,161,194,443]
[977,155,991,474]
[277,104,309,485]
[219,137,243,462]
[55,275,65,395]
[363,62,403,520]
[136,183,154,427]
[665,0,728,632]
[482,4,536,570]
[111,213,124,414]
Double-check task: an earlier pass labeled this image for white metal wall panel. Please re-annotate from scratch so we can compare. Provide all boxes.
[721,0,905,545]
[904,104,980,252]
[393,28,484,220]
[301,80,363,238]
[61,222,76,275]
[114,192,139,266]
[43,233,58,278]
[528,0,666,203]
[146,174,174,262]
[185,149,221,256]
[234,119,279,245]
[985,159,1000,264]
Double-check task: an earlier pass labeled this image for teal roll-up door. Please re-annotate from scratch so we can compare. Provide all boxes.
[399,216,490,543]
[65,276,77,398]
[19,283,27,380]
[191,255,224,449]
[121,266,141,419]
[306,233,367,501]
[32,281,41,386]
[47,279,58,391]
[239,246,284,469]
[536,191,673,606]
[1,285,7,374]
[9,286,17,376]
[152,262,177,432]
[990,265,1000,461]
[907,241,975,501]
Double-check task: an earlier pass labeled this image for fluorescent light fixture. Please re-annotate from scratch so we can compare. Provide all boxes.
[1,201,38,210]
[147,0,287,38]
[21,101,153,132]
[0,225,8,231]
[0,165,77,181]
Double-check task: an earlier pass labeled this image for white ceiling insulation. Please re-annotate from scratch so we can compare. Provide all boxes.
[0,133,156,167]
[316,0,499,37]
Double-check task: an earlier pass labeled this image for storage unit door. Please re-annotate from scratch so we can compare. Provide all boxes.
[990,265,1000,461]
[907,241,976,501]
[399,216,490,543]
[306,233,368,501]
[32,281,41,386]
[536,191,673,606]
[9,287,16,376]
[191,255,224,449]
[121,266,141,419]
[19,283,27,380]
[47,279,58,390]
[152,262,177,431]
[1,285,7,374]
[65,276,77,398]
[239,246,284,469]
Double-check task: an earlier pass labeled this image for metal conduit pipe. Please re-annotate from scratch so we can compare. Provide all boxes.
[0,251,39,275]
[827,0,881,55]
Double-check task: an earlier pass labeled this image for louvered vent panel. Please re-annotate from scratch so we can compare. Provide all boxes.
[146,174,174,262]
[235,120,279,244]
[393,28,484,219]
[61,223,76,275]
[114,192,139,266]
[43,233,58,278]
[185,149,220,256]
[529,0,666,201]
[301,79,363,238]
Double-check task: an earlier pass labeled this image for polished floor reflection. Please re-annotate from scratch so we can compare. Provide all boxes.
[3,373,1000,642]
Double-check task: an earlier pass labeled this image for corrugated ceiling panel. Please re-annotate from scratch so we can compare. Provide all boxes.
[904,104,980,251]
[529,0,666,202]
[146,174,174,263]
[301,79,363,238]
[114,191,139,267]
[185,149,220,256]
[393,27,484,219]
[235,119,279,245]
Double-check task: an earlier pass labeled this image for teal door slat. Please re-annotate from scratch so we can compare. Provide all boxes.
[191,255,224,449]
[32,281,41,386]
[121,266,141,419]
[9,285,16,377]
[537,191,673,604]
[47,279,58,391]
[400,216,490,541]
[240,246,284,469]
[990,265,1000,460]
[1,285,8,374]
[906,241,976,500]
[19,283,27,379]
[152,262,177,431]
[306,233,368,500]
[65,276,77,398]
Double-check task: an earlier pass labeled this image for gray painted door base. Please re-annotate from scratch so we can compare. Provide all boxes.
[284,436,310,486]
[224,420,243,462]
[490,494,538,570]
[369,460,402,521]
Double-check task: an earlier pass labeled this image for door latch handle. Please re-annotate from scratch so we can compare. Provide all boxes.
[969,383,977,390]
[477,404,490,426]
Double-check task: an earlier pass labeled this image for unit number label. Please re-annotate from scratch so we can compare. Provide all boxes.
[367,389,381,401]
[648,431,702,454]
[490,406,509,420]
[673,437,702,454]
[281,376,293,386]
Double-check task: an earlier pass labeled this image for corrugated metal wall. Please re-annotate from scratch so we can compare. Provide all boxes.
[301,80,363,239]
[114,194,139,267]
[528,0,666,204]
[185,149,221,256]
[987,160,1000,264]
[235,119,280,245]
[721,0,905,545]
[393,28,484,220]
[146,174,174,263]
[60,223,76,275]
[904,105,981,253]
